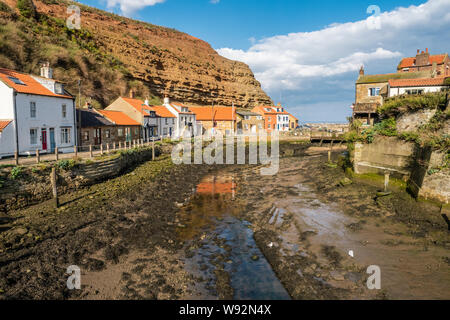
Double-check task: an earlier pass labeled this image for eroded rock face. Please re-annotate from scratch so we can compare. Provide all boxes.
[22,0,273,108]
[396,109,437,133]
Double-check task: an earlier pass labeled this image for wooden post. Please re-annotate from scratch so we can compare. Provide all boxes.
[328,150,331,163]
[55,147,59,161]
[74,145,78,158]
[36,149,40,164]
[100,144,104,155]
[330,140,334,150]
[51,167,59,208]
[14,151,19,165]
[384,171,390,193]
[113,143,116,151]
[119,141,122,150]
[107,143,110,154]
[152,137,155,161]
[89,145,93,158]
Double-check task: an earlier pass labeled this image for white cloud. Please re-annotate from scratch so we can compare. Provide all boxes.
[105,0,166,16]
[216,0,450,121]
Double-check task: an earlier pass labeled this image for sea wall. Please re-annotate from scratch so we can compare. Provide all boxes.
[354,137,449,204]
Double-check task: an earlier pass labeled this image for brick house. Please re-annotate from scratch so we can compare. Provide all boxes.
[77,107,117,147]
[397,49,450,76]
[252,105,290,133]
[235,111,264,135]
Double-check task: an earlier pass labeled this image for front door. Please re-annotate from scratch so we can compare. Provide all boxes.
[41,129,47,151]
[94,128,102,145]
[49,128,56,153]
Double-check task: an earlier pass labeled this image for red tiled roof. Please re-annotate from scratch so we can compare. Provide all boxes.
[190,107,235,121]
[170,104,194,115]
[398,54,447,69]
[97,110,141,126]
[252,106,290,115]
[0,68,72,99]
[0,120,12,133]
[149,106,176,118]
[121,97,152,115]
[389,77,448,87]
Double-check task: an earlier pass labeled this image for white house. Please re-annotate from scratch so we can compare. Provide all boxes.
[0,65,76,158]
[147,104,177,138]
[163,96,199,138]
[389,77,449,97]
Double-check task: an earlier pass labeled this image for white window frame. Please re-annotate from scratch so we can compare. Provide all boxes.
[30,102,36,118]
[62,104,67,118]
[30,128,38,145]
[60,127,71,144]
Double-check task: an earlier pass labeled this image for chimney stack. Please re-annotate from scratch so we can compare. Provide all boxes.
[164,95,170,105]
[40,62,53,79]
[417,49,420,54]
[359,65,365,76]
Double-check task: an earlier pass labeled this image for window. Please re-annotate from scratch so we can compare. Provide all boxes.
[30,102,36,118]
[406,89,424,95]
[165,118,168,125]
[172,118,175,124]
[369,88,380,96]
[244,124,249,130]
[134,128,139,135]
[105,130,111,138]
[8,76,26,85]
[118,128,124,137]
[62,104,67,118]
[244,116,250,120]
[83,131,89,141]
[60,128,71,144]
[30,129,37,145]
[258,124,263,129]
[163,128,168,135]
[268,124,271,129]
[268,117,271,122]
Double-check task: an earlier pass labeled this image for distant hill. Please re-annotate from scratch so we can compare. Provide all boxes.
[0,0,273,109]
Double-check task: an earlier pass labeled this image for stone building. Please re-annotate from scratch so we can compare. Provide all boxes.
[97,110,142,143]
[190,106,236,136]
[235,111,264,135]
[77,108,116,147]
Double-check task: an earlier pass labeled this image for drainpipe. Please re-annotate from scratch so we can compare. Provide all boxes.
[73,98,78,147]
[12,91,19,157]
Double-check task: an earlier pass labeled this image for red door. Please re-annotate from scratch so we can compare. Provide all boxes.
[41,129,47,151]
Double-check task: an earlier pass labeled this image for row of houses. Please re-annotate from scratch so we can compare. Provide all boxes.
[353,48,450,126]
[0,64,299,158]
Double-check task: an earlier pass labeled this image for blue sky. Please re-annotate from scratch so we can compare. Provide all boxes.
[77,0,450,122]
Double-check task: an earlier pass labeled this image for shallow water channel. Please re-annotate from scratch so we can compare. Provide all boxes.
[177,174,290,300]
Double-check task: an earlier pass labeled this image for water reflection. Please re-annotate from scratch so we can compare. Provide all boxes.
[177,175,240,241]
[179,174,291,300]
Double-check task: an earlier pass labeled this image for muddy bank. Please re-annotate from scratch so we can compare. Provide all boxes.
[0,154,217,299]
[234,151,449,300]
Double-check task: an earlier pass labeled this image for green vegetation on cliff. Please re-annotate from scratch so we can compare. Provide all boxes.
[0,0,161,107]
[346,92,449,152]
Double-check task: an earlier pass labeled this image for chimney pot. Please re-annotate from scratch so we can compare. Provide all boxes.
[129,90,134,99]
[164,96,170,105]
[40,62,53,79]
[426,48,429,53]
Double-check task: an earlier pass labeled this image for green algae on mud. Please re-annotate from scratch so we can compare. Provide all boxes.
[0,154,218,299]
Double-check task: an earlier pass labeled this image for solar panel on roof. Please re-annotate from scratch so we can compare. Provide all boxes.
[8,76,26,85]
